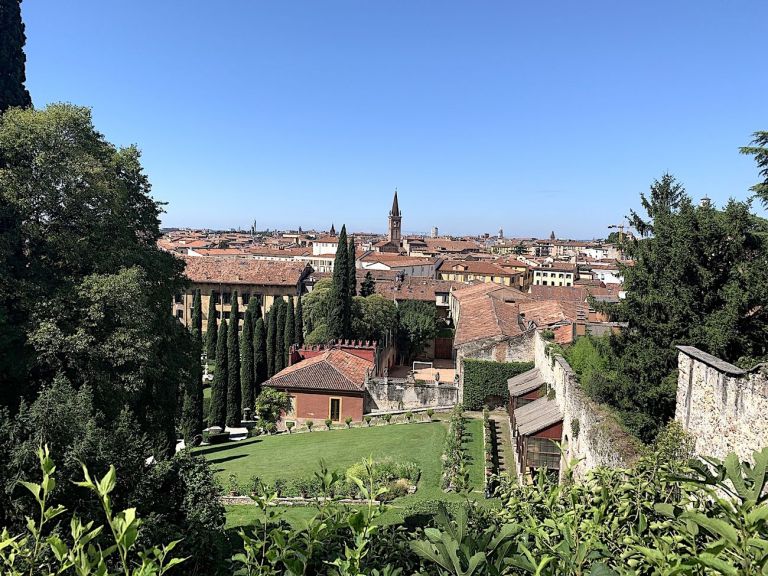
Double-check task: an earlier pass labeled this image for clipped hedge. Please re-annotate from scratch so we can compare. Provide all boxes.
[462,359,534,410]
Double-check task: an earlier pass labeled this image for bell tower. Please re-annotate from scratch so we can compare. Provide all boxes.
[388,189,402,245]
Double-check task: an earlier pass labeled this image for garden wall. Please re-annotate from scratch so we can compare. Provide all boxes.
[675,346,768,462]
[533,332,642,479]
[364,377,459,413]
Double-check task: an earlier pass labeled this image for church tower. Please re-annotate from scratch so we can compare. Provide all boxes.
[388,189,402,245]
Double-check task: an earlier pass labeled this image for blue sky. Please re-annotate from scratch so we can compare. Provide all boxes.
[22,1,768,238]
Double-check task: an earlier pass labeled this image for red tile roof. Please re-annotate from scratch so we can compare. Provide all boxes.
[265,349,371,393]
[182,256,307,286]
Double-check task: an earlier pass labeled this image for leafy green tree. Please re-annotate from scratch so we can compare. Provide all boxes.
[253,317,267,397]
[396,300,437,363]
[302,278,332,332]
[266,309,276,377]
[226,294,241,427]
[0,0,32,113]
[741,131,768,207]
[209,319,228,428]
[240,308,255,414]
[360,271,376,297]
[254,388,292,426]
[284,296,295,365]
[275,298,287,373]
[352,294,397,343]
[295,295,304,348]
[348,236,357,297]
[327,225,351,340]
[597,175,768,441]
[205,292,218,360]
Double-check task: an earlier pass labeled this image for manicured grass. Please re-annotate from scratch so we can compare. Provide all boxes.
[199,417,487,529]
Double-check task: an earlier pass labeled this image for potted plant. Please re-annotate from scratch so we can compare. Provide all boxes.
[285,421,295,434]
[364,415,372,427]
[325,418,333,430]
[345,417,353,429]
[306,420,314,432]
[426,408,435,422]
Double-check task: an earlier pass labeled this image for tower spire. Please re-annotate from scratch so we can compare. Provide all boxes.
[390,188,400,217]
[387,189,402,245]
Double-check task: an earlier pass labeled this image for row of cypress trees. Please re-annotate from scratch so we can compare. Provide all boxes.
[186,290,304,431]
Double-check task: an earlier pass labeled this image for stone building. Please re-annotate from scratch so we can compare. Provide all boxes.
[173,256,313,333]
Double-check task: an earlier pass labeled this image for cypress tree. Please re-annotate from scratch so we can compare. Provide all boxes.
[327,225,350,340]
[295,295,304,348]
[205,291,218,360]
[253,316,267,398]
[0,0,32,114]
[266,309,276,377]
[247,294,262,323]
[240,308,255,413]
[209,319,228,428]
[275,298,286,373]
[226,293,241,427]
[348,236,357,297]
[284,296,295,366]
[182,289,204,441]
[360,271,376,297]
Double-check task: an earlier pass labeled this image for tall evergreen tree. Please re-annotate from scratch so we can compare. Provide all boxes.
[240,308,255,414]
[360,271,376,297]
[266,309,276,377]
[205,292,218,360]
[226,293,241,427]
[275,298,287,373]
[246,294,262,323]
[348,236,357,297]
[182,290,204,440]
[253,317,267,397]
[284,296,295,366]
[209,319,228,428]
[327,225,351,340]
[295,295,304,348]
[0,0,32,113]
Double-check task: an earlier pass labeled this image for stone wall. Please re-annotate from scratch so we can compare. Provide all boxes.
[364,377,459,413]
[533,332,642,479]
[675,346,768,462]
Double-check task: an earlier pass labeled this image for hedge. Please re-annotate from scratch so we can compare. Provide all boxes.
[462,359,534,410]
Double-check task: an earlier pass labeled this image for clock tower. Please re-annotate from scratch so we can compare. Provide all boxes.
[387,189,402,245]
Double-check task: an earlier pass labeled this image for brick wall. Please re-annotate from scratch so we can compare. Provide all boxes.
[283,390,364,424]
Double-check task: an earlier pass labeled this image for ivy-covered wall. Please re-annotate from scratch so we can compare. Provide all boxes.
[462,359,534,410]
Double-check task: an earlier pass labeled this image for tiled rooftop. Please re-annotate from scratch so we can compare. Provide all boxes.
[265,349,371,393]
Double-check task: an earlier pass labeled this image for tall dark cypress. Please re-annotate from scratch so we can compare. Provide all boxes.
[205,291,218,360]
[360,271,376,297]
[266,309,276,377]
[295,295,304,349]
[284,296,295,366]
[182,289,204,440]
[253,317,267,398]
[275,298,286,373]
[240,308,255,413]
[327,225,350,340]
[209,319,228,428]
[247,294,262,323]
[226,293,241,427]
[0,0,32,113]
[348,236,357,297]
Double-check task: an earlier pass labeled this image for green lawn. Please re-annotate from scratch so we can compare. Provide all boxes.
[197,418,487,528]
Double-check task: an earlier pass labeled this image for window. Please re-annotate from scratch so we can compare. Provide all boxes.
[174,294,183,304]
[329,398,341,422]
[175,310,183,319]
[559,273,564,278]
[222,292,232,305]
[526,437,561,470]
[241,292,250,305]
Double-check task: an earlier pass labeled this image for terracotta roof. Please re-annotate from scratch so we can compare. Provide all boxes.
[373,279,459,302]
[265,349,371,393]
[453,291,524,347]
[190,248,248,256]
[518,300,587,326]
[182,256,307,286]
[437,259,520,277]
[421,239,481,252]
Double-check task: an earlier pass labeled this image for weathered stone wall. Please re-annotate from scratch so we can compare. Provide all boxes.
[675,346,768,462]
[533,332,642,479]
[364,377,459,413]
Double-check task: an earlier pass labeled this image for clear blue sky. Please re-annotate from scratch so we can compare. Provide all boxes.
[22,1,768,238]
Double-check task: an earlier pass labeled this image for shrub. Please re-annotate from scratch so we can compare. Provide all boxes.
[405,411,413,423]
[325,418,333,430]
[383,413,392,425]
[462,359,534,410]
[426,408,435,421]
[286,420,295,433]
[204,430,231,444]
[272,478,287,497]
[264,422,277,435]
[306,420,314,432]
[345,416,353,429]
[364,415,373,426]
